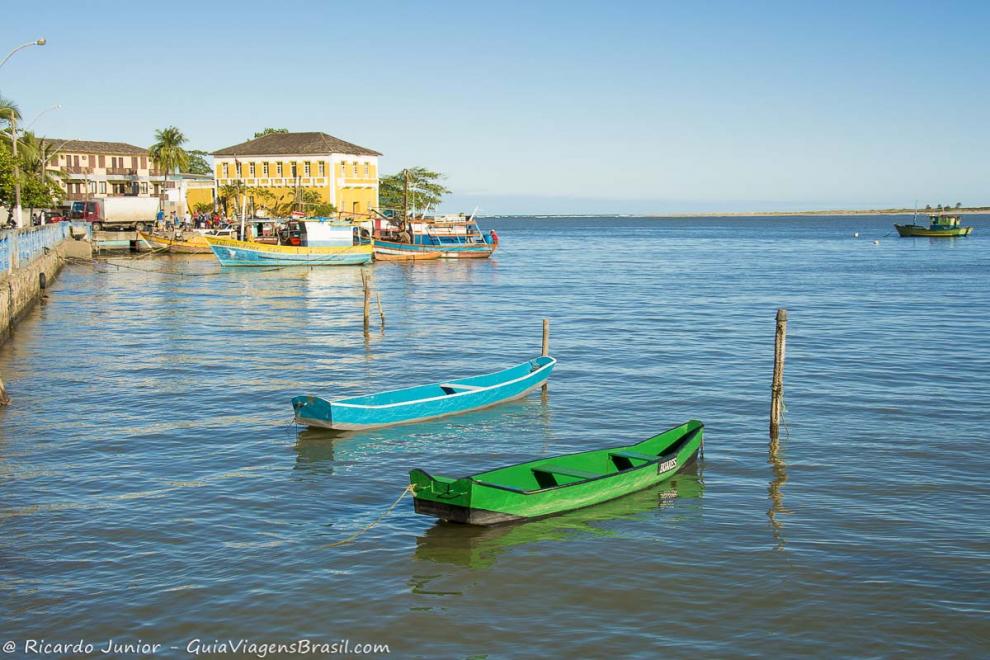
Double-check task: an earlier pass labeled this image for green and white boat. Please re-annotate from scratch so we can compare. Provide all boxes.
[410,419,703,525]
[895,209,974,237]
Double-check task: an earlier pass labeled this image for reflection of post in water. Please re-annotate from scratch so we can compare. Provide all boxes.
[768,434,788,549]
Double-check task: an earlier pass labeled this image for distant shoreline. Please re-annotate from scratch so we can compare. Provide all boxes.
[479,207,990,219]
[646,207,990,218]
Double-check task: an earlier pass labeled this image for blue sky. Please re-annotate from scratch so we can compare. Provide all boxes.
[2,1,987,214]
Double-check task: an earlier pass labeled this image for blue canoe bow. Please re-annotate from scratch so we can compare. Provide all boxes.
[292,356,556,430]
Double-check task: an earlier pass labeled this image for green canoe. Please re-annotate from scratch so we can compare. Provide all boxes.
[410,419,704,525]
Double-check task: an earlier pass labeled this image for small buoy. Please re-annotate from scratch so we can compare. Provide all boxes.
[853,232,860,238]
[872,240,880,245]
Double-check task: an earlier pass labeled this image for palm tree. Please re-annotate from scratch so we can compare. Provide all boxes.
[0,94,20,127]
[149,126,189,213]
[16,132,65,217]
[219,180,247,217]
[25,134,65,187]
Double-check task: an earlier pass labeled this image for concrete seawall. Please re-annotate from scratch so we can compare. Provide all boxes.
[0,223,92,403]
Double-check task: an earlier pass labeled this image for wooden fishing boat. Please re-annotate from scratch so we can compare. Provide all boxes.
[292,356,556,430]
[895,210,974,237]
[204,220,372,266]
[411,215,496,258]
[371,212,497,259]
[138,230,210,254]
[410,419,704,525]
[373,239,442,261]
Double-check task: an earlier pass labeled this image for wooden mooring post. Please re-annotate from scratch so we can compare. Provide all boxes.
[376,292,385,331]
[770,308,787,440]
[361,270,372,336]
[541,318,550,392]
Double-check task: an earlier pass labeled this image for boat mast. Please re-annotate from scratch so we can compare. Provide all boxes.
[402,168,409,233]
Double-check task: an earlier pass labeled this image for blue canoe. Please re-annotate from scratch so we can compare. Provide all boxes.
[292,356,556,430]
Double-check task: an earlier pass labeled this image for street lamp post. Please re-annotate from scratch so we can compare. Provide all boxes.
[26,103,61,130]
[0,38,46,71]
[2,37,47,227]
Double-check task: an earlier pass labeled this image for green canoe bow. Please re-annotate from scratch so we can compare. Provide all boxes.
[410,419,704,525]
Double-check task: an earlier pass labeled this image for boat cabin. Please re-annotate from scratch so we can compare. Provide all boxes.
[248,220,278,244]
[278,220,367,247]
[928,212,963,229]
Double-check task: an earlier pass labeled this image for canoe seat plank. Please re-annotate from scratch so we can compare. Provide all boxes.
[609,450,657,462]
[531,466,601,489]
[439,383,484,393]
[471,479,529,494]
[609,450,657,471]
[532,466,600,479]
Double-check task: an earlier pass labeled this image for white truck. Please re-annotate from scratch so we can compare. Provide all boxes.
[68,197,161,230]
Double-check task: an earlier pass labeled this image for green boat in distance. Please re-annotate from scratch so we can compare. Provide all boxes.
[410,420,703,525]
[895,209,974,237]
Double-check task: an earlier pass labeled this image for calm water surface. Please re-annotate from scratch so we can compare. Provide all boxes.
[2,216,989,657]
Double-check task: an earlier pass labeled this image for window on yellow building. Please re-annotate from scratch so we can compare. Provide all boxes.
[263,162,269,176]
[304,162,311,176]
[236,162,242,177]
[352,162,358,176]
[249,162,256,177]
[318,162,325,176]
[364,163,369,177]
[223,163,229,178]
[291,162,298,178]
[276,162,283,176]
[340,162,346,176]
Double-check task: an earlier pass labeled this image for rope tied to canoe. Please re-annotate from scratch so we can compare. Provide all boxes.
[324,484,416,548]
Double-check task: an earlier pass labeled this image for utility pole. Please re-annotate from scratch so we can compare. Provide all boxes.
[10,113,23,228]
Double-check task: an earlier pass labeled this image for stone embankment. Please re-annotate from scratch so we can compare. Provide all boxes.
[0,222,92,404]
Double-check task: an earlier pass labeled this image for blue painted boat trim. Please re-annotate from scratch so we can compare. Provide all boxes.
[208,243,372,267]
[374,240,438,254]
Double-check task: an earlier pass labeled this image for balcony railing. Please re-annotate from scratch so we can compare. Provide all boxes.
[106,167,137,176]
[64,166,93,175]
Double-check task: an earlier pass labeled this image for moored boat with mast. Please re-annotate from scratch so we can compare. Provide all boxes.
[203,218,372,266]
[895,205,974,237]
[372,210,497,259]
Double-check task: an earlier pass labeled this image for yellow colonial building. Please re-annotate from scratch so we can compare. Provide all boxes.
[212,131,381,217]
